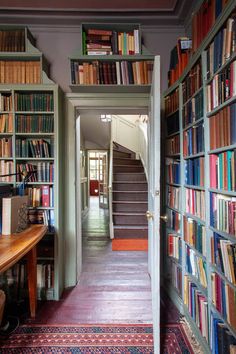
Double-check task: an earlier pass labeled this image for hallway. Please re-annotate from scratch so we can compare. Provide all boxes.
[34,196,152,324]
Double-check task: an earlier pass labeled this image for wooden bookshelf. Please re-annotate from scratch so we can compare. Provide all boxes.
[0,26,64,302]
[163,1,236,352]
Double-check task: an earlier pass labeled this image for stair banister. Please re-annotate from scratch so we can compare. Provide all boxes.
[108,139,114,239]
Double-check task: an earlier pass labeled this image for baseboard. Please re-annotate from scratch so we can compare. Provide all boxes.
[112,238,148,251]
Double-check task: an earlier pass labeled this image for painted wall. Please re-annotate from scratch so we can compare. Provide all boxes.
[23,25,185,92]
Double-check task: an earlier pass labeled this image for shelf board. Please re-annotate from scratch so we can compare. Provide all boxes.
[0,157,13,160]
[185,272,208,296]
[184,152,205,159]
[16,181,54,185]
[166,182,181,187]
[184,241,206,260]
[166,131,180,139]
[206,94,236,117]
[208,143,236,154]
[211,304,236,339]
[165,108,179,119]
[183,86,203,107]
[0,52,43,60]
[183,117,204,132]
[70,54,154,61]
[184,184,205,191]
[205,51,236,85]
[15,157,54,161]
[15,111,54,114]
[184,213,206,225]
[210,263,236,291]
[166,205,180,213]
[166,227,181,236]
[209,188,236,197]
[16,133,54,136]
[209,226,236,243]
[70,84,151,93]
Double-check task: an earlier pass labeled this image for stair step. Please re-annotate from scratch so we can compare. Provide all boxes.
[113,191,148,201]
[113,165,144,173]
[113,212,147,226]
[113,173,146,182]
[113,158,141,166]
[113,181,147,191]
[113,150,132,159]
[113,225,148,239]
[112,201,147,212]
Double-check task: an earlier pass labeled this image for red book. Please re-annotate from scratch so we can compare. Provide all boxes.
[41,185,50,207]
[210,154,218,189]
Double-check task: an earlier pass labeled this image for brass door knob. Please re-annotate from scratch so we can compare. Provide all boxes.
[146,210,154,220]
[160,215,168,222]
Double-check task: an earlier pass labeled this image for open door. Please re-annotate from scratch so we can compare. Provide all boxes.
[98,152,108,209]
[147,56,161,354]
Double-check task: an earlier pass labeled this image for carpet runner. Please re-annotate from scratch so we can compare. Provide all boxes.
[0,323,194,353]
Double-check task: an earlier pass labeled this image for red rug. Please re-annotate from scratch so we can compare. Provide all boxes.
[0,323,193,353]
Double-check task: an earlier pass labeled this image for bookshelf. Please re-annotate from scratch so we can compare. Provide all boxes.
[69,23,154,93]
[0,26,64,302]
[163,1,236,353]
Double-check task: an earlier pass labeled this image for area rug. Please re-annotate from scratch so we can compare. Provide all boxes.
[0,323,193,353]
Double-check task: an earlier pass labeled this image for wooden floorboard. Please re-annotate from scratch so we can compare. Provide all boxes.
[34,196,153,324]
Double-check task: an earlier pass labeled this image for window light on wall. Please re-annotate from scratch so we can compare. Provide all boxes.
[100,114,112,122]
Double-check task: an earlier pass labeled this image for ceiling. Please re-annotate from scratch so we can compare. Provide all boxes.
[0,0,194,27]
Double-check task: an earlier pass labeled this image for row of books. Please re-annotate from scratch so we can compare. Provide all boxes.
[166,208,181,233]
[183,123,204,157]
[184,216,206,257]
[209,103,236,150]
[0,160,13,182]
[167,233,181,262]
[185,188,205,221]
[15,114,54,133]
[164,88,179,116]
[37,263,54,300]
[27,185,54,208]
[16,162,54,183]
[166,158,180,185]
[211,231,236,285]
[206,15,236,79]
[186,245,208,288]
[184,276,209,342]
[28,209,55,231]
[0,137,12,157]
[82,28,140,55]
[211,272,236,330]
[207,61,236,111]
[170,261,182,295]
[210,150,236,191]
[71,60,153,85]
[210,313,236,354]
[0,113,13,133]
[210,192,236,236]
[166,135,180,156]
[14,92,54,112]
[0,93,12,111]
[184,157,205,187]
[0,29,25,52]
[167,185,180,210]
[182,89,203,128]
[166,111,179,136]
[15,138,53,158]
[182,62,202,103]
[191,0,229,54]
[168,38,192,87]
[0,61,41,84]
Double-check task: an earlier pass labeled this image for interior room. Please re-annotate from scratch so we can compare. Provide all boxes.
[0,1,236,353]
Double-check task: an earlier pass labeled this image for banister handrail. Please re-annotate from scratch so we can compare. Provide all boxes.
[108,139,114,239]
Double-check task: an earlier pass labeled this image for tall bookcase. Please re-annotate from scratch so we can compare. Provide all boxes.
[0,26,64,301]
[163,1,236,353]
[69,23,154,93]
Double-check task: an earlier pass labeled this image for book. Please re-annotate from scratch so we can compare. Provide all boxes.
[2,195,28,235]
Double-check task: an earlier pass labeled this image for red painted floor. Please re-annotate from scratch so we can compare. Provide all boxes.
[33,197,153,324]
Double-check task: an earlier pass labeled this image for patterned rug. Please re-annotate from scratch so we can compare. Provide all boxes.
[0,323,193,353]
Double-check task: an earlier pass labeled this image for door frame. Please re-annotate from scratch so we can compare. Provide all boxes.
[64,90,158,337]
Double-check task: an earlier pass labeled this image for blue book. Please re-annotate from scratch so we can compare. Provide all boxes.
[230,104,236,144]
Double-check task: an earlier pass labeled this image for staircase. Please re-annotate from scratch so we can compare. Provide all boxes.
[112,143,148,251]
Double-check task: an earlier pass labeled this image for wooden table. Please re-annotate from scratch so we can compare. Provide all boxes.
[0,225,47,317]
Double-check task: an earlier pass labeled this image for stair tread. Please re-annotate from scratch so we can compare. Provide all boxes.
[112,201,147,204]
[113,212,146,215]
[113,157,140,161]
[114,172,145,175]
[113,181,147,184]
[114,225,148,229]
[113,190,147,193]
